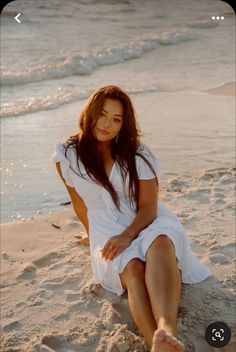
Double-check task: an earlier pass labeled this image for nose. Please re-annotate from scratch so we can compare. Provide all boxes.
[102,116,111,128]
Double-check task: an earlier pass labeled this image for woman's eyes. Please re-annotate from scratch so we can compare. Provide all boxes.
[99,114,121,123]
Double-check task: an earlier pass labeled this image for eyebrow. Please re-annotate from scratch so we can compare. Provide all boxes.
[102,108,123,118]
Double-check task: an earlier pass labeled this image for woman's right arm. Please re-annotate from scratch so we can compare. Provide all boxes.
[55,162,89,237]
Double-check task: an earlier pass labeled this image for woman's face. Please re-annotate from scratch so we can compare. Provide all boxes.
[93,98,123,143]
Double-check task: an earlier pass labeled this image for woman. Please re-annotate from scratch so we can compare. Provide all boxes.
[52,85,210,352]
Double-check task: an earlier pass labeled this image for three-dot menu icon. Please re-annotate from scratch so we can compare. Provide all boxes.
[212,16,224,20]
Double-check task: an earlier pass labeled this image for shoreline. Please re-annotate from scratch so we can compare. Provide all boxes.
[205,81,236,96]
[1,85,235,224]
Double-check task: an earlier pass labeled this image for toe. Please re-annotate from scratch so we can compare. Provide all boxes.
[177,342,185,351]
[154,329,167,341]
[166,335,177,345]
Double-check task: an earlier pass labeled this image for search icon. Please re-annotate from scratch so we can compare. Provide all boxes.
[205,321,231,347]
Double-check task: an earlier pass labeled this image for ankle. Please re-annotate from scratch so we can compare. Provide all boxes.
[157,318,177,337]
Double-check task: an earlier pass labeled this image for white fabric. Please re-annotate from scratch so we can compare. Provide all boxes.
[52,142,211,296]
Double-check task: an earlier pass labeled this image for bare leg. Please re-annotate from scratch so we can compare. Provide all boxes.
[145,235,185,351]
[119,259,157,350]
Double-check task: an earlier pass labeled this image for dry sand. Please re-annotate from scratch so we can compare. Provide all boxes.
[1,165,235,352]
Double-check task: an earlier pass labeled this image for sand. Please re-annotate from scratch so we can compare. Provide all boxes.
[1,84,236,352]
[205,82,236,96]
[1,164,235,352]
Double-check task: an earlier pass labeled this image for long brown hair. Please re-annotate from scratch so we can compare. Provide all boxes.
[65,85,156,211]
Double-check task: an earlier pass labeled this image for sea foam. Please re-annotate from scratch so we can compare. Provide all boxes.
[2,29,197,87]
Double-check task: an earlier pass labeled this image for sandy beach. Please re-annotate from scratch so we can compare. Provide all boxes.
[1,114,235,351]
[206,82,235,96]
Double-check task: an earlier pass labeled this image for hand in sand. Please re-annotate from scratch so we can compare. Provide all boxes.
[75,233,90,246]
[151,329,185,352]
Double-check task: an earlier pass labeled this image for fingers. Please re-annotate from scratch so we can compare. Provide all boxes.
[75,237,90,246]
[75,234,83,239]
[101,235,129,261]
[102,244,117,261]
[107,247,122,261]
[101,241,123,261]
[101,240,112,258]
[75,234,90,246]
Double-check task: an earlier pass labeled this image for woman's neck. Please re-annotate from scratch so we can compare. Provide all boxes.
[97,141,112,157]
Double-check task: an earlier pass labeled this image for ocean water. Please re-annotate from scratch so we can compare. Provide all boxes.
[1,0,234,117]
[1,0,235,223]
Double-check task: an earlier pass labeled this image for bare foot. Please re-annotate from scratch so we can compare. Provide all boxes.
[151,329,185,352]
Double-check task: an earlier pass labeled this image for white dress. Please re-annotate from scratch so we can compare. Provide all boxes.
[52,142,211,296]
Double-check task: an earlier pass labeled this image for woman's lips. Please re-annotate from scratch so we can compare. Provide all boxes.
[97,128,110,135]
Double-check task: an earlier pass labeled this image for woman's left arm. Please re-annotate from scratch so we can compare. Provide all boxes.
[123,178,158,239]
[102,178,158,260]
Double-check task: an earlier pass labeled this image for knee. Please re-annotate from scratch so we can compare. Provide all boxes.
[122,258,145,283]
[149,234,175,253]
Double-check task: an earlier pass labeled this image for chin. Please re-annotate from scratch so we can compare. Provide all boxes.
[95,135,113,143]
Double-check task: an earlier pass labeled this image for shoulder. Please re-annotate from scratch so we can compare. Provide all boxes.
[52,137,81,187]
[136,143,155,157]
[136,143,158,165]
[62,135,78,153]
[135,143,161,177]
[51,137,78,165]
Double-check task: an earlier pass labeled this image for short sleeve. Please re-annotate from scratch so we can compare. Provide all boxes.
[135,144,161,180]
[51,142,74,187]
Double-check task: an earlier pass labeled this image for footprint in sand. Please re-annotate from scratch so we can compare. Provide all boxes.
[65,291,81,302]
[3,320,22,333]
[1,252,10,260]
[40,274,81,294]
[33,252,64,269]
[16,289,54,310]
[182,188,211,203]
[209,241,235,257]
[209,253,230,265]
[17,264,37,281]
[41,334,77,351]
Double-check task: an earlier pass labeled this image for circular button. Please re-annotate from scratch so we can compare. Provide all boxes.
[205,321,231,348]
